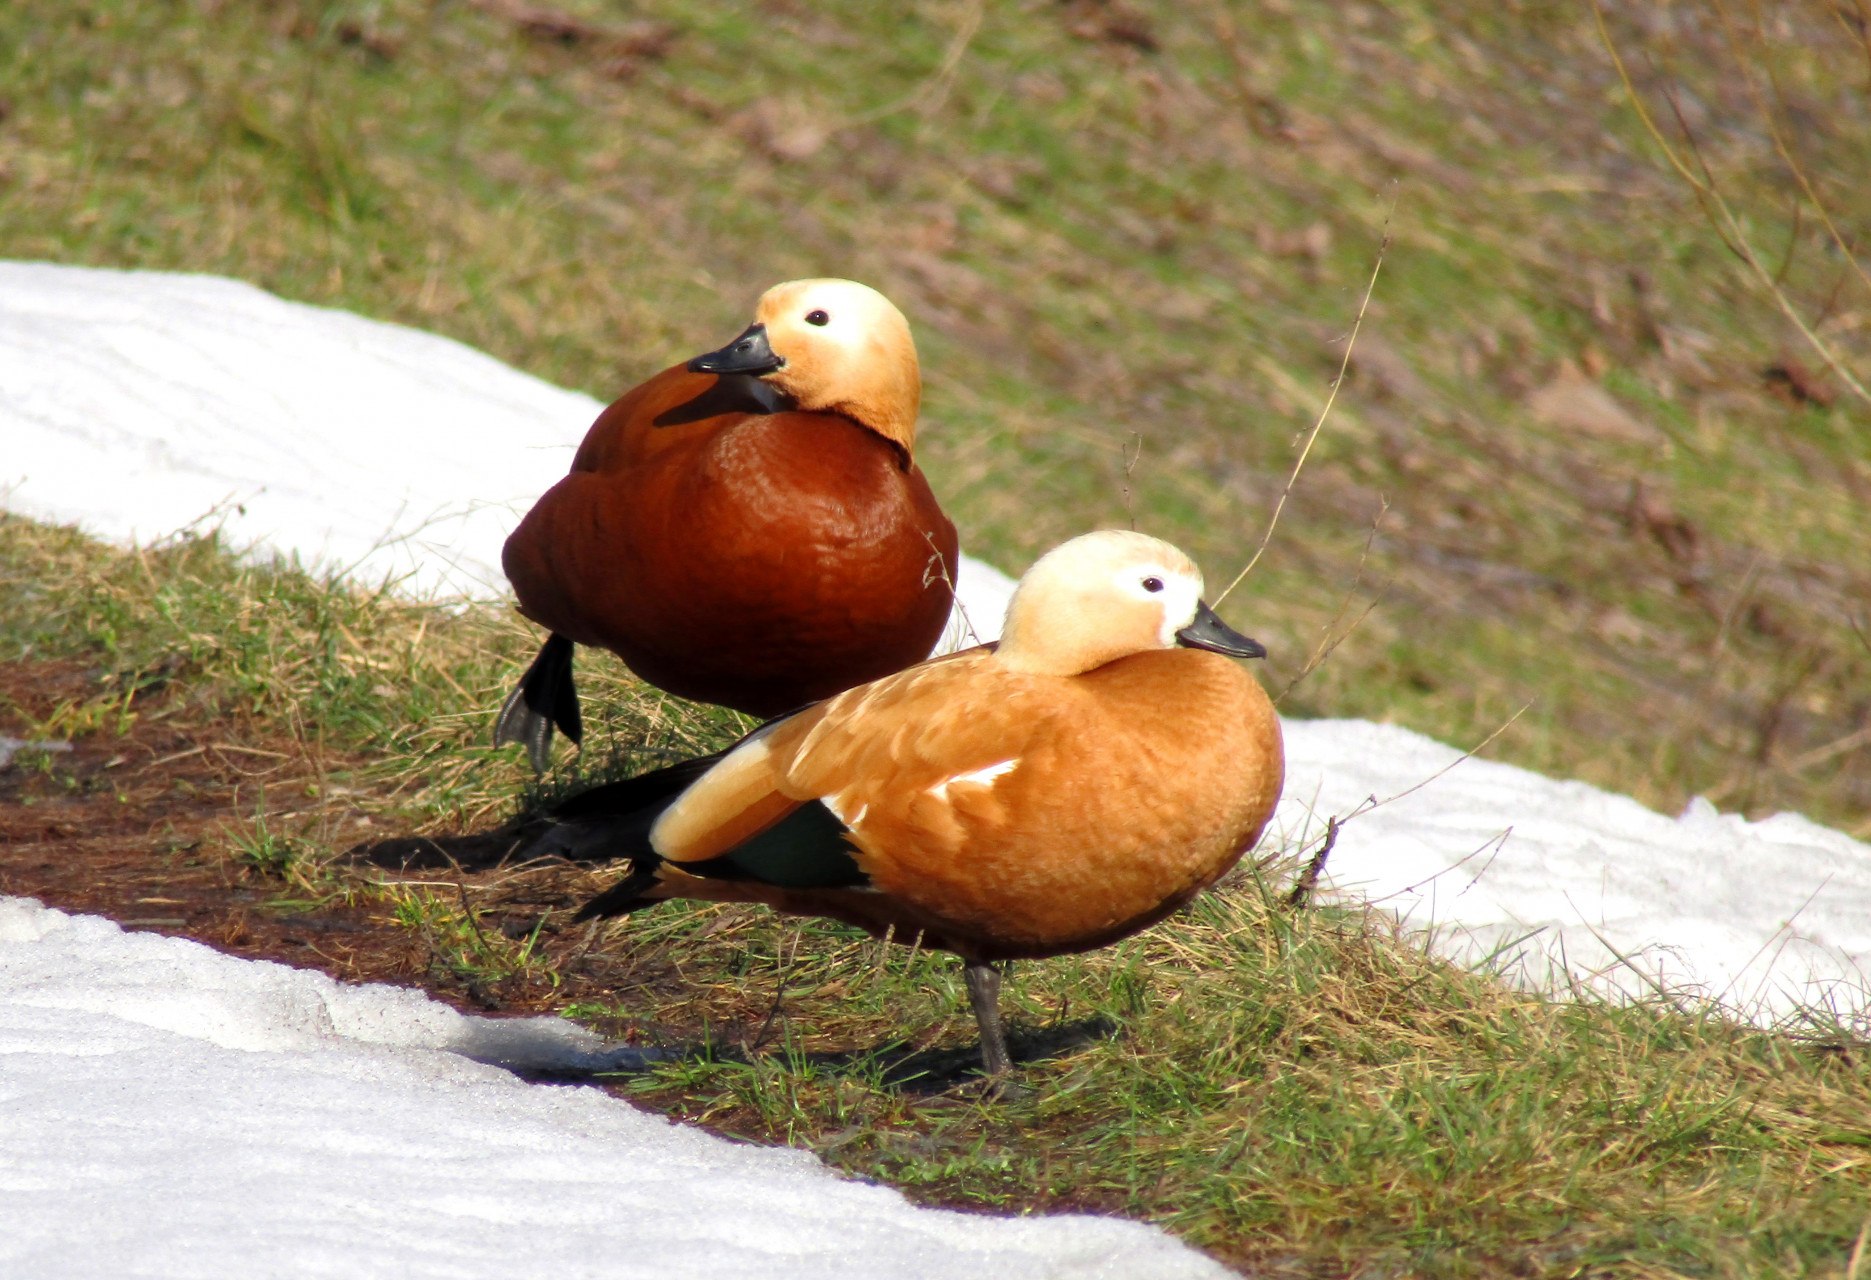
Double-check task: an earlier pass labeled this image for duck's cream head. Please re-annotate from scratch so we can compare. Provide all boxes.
[995,530,1267,678]
[688,278,921,457]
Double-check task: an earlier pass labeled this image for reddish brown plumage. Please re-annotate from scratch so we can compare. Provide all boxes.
[502,363,957,717]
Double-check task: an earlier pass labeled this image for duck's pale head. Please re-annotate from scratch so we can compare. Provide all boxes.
[996,530,1266,677]
[688,278,921,456]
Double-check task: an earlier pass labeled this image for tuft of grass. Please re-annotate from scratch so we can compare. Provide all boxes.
[387,884,558,989]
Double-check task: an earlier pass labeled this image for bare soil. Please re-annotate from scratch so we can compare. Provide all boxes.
[0,656,584,1017]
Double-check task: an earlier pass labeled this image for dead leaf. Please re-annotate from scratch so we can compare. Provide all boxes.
[1525,359,1658,443]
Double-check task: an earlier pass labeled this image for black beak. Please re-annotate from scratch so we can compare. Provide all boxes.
[1175,600,1267,659]
[687,323,784,376]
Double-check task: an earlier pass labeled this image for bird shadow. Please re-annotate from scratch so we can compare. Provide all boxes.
[349,821,552,873]
[510,1016,1120,1097]
[349,810,1121,1098]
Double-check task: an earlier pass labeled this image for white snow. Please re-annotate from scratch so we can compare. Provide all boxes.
[1272,721,1871,1028]
[4,260,1870,1274]
[0,899,1226,1280]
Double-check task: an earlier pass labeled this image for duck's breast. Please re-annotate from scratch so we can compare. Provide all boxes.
[505,376,957,714]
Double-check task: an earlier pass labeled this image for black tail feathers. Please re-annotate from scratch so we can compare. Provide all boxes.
[494,633,582,773]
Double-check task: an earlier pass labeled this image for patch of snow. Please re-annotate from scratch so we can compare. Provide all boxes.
[0,899,1227,1280]
[1275,720,1871,1030]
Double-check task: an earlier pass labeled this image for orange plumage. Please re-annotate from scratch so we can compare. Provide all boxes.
[552,531,1286,1076]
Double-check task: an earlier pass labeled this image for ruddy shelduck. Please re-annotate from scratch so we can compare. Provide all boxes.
[497,279,959,771]
[553,530,1285,1077]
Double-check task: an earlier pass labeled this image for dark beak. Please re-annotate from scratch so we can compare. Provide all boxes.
[687,323,784,376]
[1175,600,1267,659]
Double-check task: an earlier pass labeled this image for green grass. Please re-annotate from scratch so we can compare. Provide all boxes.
[5,493,1871,1277]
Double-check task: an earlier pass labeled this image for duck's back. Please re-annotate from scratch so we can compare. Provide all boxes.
[502,365,958,716]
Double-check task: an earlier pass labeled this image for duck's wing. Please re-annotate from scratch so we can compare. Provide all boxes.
[569,701,860,921]
[580,654,1036,905]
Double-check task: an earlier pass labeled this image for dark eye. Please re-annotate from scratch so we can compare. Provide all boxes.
[805,309,830,326]
[1142,576,1164,593]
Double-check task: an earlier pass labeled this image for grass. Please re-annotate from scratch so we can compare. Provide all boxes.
[5,489,1871,1276]
[4,0,1871,1272]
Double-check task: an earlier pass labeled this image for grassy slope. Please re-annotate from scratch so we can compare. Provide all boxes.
[2,0,1867,830]
[4,0,1871,1274]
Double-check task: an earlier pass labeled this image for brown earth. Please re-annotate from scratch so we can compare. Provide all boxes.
[0,655,613,1019]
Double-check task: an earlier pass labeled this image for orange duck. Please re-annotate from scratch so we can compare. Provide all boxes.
[497,279,958,771]
[548,531,1286,1077]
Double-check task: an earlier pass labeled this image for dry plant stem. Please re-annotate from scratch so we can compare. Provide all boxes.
[1320,703,1534,862]
[1214,214,1392,608]
[1849,613,1871,659]
[1273,497,1390,704]
[1285,816,1340,910]
[1368,702,1532,812]
[1591,0,1871,406]
[1731,0,1871,300]
[745,929,798,1056]
[922,529,980,647]
[848,0,986,125]
[1120,430,1143,531]
[1840,0,1871,76]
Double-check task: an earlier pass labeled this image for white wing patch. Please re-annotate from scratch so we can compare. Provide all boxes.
[823,790,868,829]
[926,758,1019,802]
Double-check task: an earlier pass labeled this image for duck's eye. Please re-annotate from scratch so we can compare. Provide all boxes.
[805,309,830,326]
[1142,576,1164,593]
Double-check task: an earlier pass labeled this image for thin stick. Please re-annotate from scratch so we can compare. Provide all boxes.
[747,928,801,1055]
[1120,430,1144,531]
[848,0,986,124]
[1214,205,1393,607]
[1273,497,1390,704]
[1369,702,1532,812]
[1731,0,1871,301]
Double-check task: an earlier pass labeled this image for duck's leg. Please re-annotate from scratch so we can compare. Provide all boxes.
[964,960,1012,1076]
[493,633,584,774]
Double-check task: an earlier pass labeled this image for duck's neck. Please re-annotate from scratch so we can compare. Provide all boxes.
[831,396,916,466]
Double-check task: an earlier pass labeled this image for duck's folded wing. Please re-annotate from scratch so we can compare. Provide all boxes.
[649,655,1039,891]
[778,658,1042,797]
[647,711,868,890]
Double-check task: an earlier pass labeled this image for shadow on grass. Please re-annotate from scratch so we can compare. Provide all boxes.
[350,822,552,873]
[512,1016,1120,1094]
